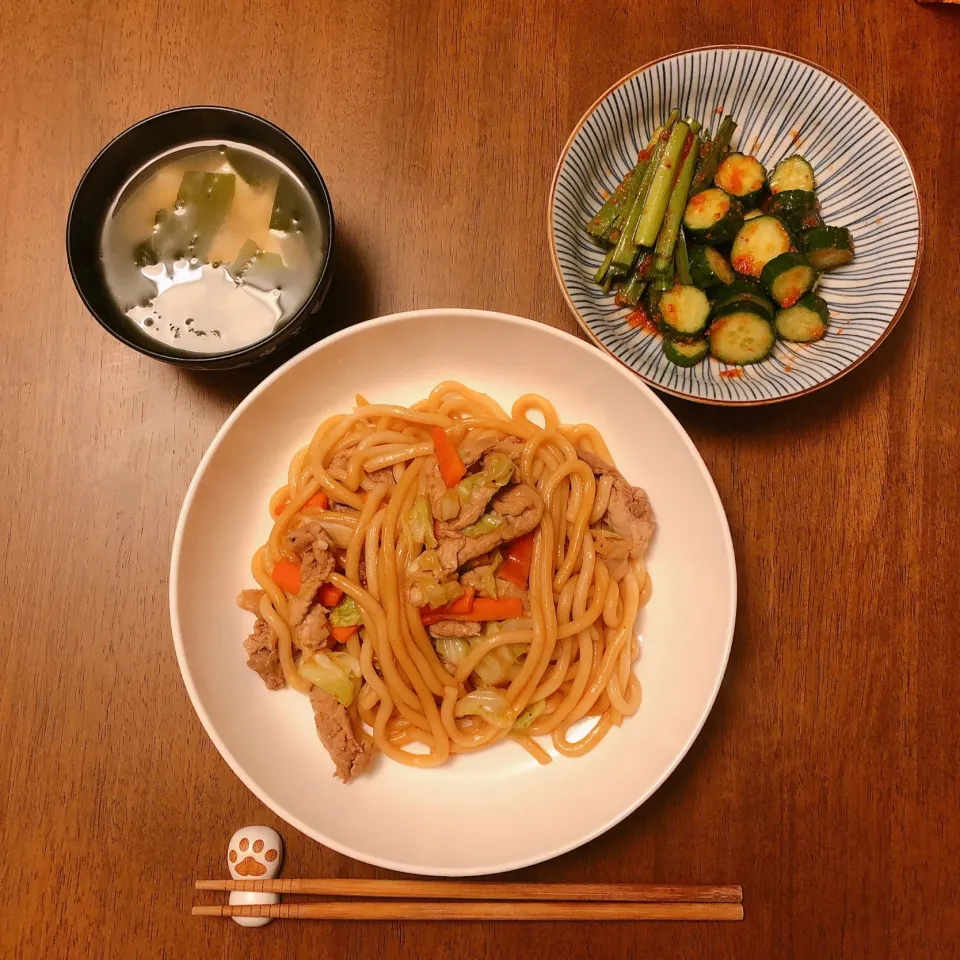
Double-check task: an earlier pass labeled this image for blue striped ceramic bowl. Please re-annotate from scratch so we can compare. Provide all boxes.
[549,47,922,405]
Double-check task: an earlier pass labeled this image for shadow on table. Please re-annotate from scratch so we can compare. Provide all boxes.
[179,227,376,409]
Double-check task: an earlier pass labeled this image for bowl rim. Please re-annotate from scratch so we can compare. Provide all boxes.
[169,307,738,875]
[65,104,336,367]
[547,44,924,407]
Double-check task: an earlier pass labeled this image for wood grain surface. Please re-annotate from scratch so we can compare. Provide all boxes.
[2,1,959,957]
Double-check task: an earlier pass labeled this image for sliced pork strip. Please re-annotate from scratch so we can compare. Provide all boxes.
[449,478,500,530]
[282,522,336,625]
[295,604,331,655]
[428,620,483,639]
[243,618,286,690]
[236,589,264,614]
[577,450,655,559]
[308,686,374,781]
[457,430,501,467]
[436,483,544,573]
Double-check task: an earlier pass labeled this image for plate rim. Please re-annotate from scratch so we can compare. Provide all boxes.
[547,44,925,407]
[169,307,738,875]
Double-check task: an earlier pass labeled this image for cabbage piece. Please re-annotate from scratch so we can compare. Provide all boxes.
[319,521,353,548]
[329,596,363,627]
[328,651,362,677]
[511,699,546,733]
[456,455,514,506]
[435,637,471,668]
[453,689,511,728]
[463,512,505,538]
[404,496,438,549]
[470,623,521,684]
[471,643,519,685]
[438,489,460,521]
[298,652,356,706]
[471,648,513,685]
[456,473,487,504]
[419,550,442,574]
[484,452,514,487]
[424,580,463,609]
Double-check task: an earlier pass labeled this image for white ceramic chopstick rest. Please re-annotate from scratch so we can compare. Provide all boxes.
[227,826,284,927]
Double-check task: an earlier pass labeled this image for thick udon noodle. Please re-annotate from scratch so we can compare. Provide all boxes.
[250,382,652,766]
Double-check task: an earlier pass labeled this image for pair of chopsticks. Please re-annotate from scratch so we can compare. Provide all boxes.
[193,879,743,921]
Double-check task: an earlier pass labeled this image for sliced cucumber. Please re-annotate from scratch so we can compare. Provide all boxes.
[663,337,708,367]
[765,189,822,235]
[708,305,776,365]
[760,252,818,308]
[712,297,776,324]
[769,155,815,194]
[712,277,776,321]
[800,226,855,270]
[688,245,734,289]
[775,293,829,343]
[715,153,767,209]
[682,188,744,244]
[656,284,712,339]
[744,208,764,221]
[731,216,793,278]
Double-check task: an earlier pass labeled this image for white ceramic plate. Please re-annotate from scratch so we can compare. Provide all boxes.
[170,308,736,875]
[549,46,922,405]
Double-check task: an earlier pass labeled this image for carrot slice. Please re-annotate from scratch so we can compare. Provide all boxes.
[330,624,359,643]
[431,427,466,488]
[318,583,343,607]
[305,491,329,510]
[468,597,524,621]
[497,532,535,588]
[271,558,302,594]
[272,500,289,518]
[420,595,522,626]
[447,587,476,615]
[419,587,474,623]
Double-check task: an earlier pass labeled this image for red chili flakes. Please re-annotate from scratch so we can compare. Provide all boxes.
[836,327,844,334]
[781,287,801,308]
[732,254,757,276]
[783,363,794,373]
[715,106,724,114]
[599,188,611,200]
[688,193,707,212]
[626,307,659,334]
[751,137,762,153]
[720,368,744,379]
[789,128,802,146]
[875,218,883,225]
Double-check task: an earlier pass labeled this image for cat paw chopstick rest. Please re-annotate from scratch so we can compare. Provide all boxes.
[226,826,284,927]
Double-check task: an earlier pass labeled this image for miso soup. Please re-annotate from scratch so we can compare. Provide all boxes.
[100,141,327,355]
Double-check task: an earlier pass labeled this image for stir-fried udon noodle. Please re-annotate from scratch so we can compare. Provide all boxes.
[238,382,654,781]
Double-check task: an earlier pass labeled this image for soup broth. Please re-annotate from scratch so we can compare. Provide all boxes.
[100,141,327,355]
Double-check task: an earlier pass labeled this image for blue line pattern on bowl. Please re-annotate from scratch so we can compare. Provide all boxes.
[551,48,921,404]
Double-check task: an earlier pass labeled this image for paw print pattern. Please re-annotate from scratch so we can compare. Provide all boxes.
[227,826,283,881]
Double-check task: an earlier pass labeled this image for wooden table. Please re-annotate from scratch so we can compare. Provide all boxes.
[3,1,958,956]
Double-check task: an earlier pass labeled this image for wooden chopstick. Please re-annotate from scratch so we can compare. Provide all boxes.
[195,879,742,903]
[192,900,744,921]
